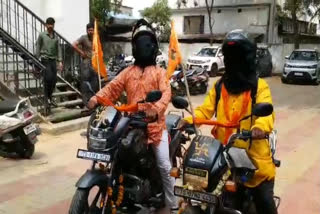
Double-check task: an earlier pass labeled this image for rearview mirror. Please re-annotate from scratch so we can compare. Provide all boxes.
[285,56,289,60]
[172,96,189,109]
[252,103,273,117]
[145,90,162,103]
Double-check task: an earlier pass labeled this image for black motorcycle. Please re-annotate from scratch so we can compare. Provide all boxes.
[69,91,186,214]
[170,68,209,97]
[171,96,280,214]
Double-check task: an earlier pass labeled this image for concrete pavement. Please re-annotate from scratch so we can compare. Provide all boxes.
[0,76,319,214]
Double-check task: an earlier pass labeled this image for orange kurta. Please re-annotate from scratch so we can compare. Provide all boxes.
[96,65,171,145]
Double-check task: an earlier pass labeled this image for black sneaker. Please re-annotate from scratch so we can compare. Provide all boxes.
[49,99,58,108]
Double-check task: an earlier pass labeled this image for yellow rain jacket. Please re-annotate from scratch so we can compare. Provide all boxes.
[186,78,276,188]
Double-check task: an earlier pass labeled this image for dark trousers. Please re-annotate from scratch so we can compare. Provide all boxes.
[80,61,99,105]
[235,180,278,214]
[41,59,57,101]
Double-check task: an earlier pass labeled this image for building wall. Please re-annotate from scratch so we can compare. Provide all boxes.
[19,0,89,42]
[172,6,270,42]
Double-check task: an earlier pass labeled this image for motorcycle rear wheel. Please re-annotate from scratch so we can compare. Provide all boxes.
[16,128,35,159]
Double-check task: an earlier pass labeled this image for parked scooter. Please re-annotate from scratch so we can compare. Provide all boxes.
[0,98,40,158]
[170,67,209,97]
[171,96,280,214]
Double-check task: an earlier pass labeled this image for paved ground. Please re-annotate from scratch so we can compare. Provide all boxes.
[0,76,319,214]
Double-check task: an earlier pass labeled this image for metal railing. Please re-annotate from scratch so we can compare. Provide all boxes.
[0,39,45,112]
[0,0,81,80]
[0,0,82,115]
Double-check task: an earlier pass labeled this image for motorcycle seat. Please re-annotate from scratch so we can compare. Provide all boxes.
[0,99,19,114]
[166,114,181,134]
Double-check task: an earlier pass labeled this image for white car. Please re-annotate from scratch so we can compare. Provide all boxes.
[187,46,225,77]
[124,49,168,68]
[156,49,168,68]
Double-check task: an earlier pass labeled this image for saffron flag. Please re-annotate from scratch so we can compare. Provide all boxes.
[167,21,182,80]
[92,19,107,80]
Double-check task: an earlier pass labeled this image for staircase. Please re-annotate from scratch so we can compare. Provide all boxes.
[0,0,89,122]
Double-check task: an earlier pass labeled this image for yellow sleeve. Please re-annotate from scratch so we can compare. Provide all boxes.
[251,79,275,132]
[185,80,218,124]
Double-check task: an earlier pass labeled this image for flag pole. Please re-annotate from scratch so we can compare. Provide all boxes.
[94,19,102,90]
[96,53,101,90]
[180,63,199,136]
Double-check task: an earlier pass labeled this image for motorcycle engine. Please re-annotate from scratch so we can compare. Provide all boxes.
[183,135,227,191]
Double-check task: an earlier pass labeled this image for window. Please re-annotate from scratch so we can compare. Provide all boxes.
[197,48,218,57]
[289,51,317,61]
[183,16,204,34]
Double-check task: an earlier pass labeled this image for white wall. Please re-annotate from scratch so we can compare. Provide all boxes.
[171,6,269,39]
[19,0,89,42]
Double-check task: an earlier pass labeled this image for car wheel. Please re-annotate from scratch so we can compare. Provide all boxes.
[313,71,320,85]
[281,76,288,84]
[209,64,218,77]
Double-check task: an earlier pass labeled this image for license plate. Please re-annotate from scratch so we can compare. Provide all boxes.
[171,82,179,88]
[23,124,37,135]
[77,149,111,163]
[174,186,217,204]
[295,72,303,76]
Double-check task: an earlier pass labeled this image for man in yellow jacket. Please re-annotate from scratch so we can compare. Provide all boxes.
[185,30,277,214]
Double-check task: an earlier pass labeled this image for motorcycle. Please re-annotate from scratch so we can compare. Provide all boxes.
[0,98,40,158]
[170,96,280,214]
[107,55,129,83]
[69,91,187,213]
[170,67,209,97]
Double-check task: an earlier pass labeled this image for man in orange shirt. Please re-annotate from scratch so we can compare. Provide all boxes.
[88,19,177,211]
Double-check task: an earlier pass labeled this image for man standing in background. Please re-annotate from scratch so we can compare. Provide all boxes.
[72,23,99,105]
[36,17,63,114]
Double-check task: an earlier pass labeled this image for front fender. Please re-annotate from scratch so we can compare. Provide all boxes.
[76,169,109,189]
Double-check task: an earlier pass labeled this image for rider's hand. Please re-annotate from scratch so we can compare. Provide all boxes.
[252,127,266,139]
[87,96,98,109]
[145,108,158,120]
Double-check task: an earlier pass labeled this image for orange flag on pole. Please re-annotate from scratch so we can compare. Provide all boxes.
[167,21,182,80]
[92,19,107,85]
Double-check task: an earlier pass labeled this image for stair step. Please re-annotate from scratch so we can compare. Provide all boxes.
[52,91,78,97]
[29,90,78,100]
[56,82,68,88]
[46,108,90,123]
[57,99,83,108]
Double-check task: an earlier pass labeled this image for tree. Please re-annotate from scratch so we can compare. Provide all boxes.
[141,0,172,41]
[90,0,122,26]
[283,0,320,48]
[205,0,215,45]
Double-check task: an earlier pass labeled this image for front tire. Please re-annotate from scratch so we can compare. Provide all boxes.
[281,76,288,84]
[209,64,218,77]
[69,187,106,214]
[313,71,320,85]
[69,189,89,214]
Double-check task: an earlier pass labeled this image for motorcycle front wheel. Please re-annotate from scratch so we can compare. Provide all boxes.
[69,186,107,214]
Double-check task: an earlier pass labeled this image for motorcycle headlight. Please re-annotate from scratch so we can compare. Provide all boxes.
[184,167,209,190]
